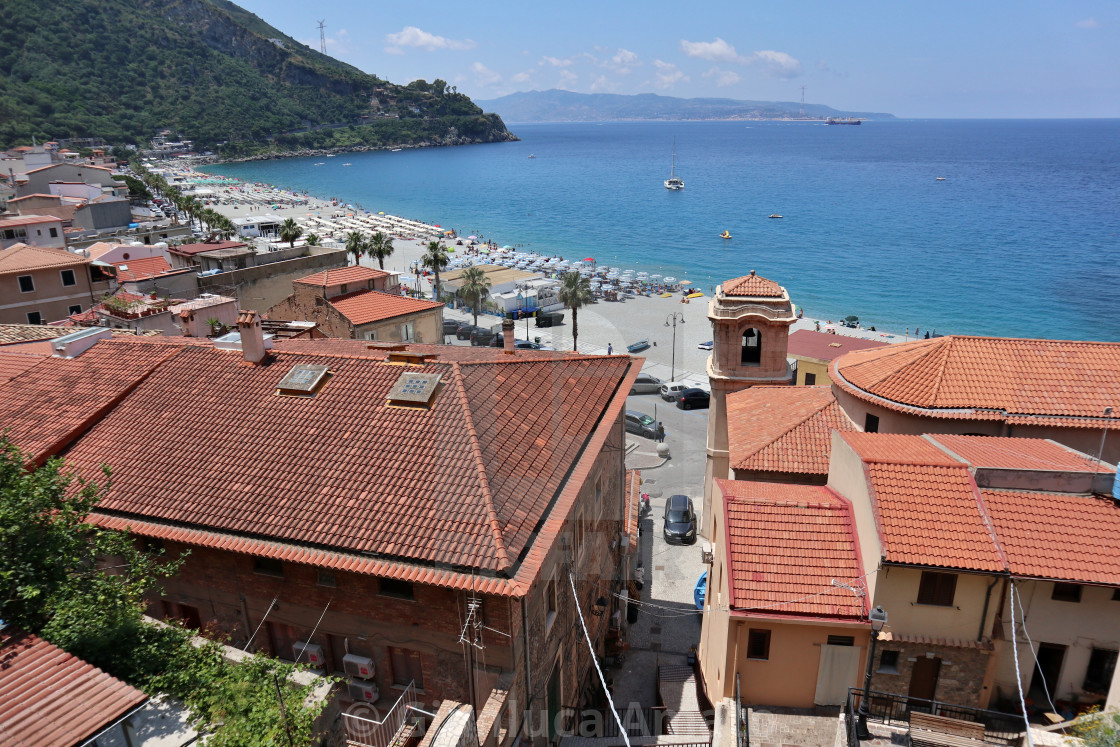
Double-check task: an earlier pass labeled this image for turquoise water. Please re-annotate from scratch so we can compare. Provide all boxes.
[205,120,1120,340]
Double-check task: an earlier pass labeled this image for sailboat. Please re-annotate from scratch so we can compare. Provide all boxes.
[664,138,684,190]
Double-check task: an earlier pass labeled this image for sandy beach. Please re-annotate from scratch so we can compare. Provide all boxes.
[173,163,909,386]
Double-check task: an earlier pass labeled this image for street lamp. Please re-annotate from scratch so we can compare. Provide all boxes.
[665,312,685,383]
[856,606,888,741]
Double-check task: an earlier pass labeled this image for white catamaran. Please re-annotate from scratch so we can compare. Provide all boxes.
[665,139,684,190]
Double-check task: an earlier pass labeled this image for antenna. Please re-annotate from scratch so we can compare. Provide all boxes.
[317,20,327,54]
[800,86,806,118]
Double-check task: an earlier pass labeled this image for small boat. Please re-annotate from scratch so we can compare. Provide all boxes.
[626,339,651,353]
[528,154,536,159]
[936,176,947,181]
[694,571,708,611]
[665,137,684,190]
[720,230,732,239]
[326,154,336,157]
[342,163,352,166]
[390,148,403,152]
[769,214,783,219]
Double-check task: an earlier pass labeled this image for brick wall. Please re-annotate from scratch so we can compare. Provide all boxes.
[869,641,993,708]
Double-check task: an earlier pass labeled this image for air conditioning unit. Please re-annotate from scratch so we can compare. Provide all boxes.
[348,678,380,702]
[343,653,376,679]
[293,641,325,667]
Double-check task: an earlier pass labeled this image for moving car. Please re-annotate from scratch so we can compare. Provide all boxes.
[630,372,663,395]
[624,410,659,439]
[697,340,714,350]
[676,388,710,410]
[660,382,689,402]
[663,494,697,544]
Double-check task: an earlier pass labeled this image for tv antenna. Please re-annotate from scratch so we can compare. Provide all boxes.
[317,20,327,54]
[800,85,806,118]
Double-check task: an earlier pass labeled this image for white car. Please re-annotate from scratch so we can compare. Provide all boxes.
[697,340,714,350]
[660,382,689,401]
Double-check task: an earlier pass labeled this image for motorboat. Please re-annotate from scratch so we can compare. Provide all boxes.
[768,214,783,219]
[720,230,732,239]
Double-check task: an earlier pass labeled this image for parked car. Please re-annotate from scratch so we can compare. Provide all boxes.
[697,340,714,350]
[443,319,469,335]
[663,494,697,544]
[676,388,711,410]
[624,410,659,439]
[630,372,663,395]
[471,328,499,346]
[535,312,565,328]
[456,324,483,340]
[660,382,689,401]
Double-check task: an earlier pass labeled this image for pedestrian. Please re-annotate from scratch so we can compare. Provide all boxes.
[607,343,613,355]
[656,422,665,443]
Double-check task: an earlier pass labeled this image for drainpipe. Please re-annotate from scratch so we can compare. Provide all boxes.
[978,576,1000,641]
[520,596,533,715]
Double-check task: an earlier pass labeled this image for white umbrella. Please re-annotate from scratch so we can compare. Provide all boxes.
[664,276,678,283]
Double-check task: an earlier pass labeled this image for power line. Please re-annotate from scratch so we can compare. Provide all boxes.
[1009,582,1036,747]
[568,570,629,747]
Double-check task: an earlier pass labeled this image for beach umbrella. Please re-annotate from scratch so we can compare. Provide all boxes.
[583,257,595,262]
[664,276,677,283]
[679,280,692,286]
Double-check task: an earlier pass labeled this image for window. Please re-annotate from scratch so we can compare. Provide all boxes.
[68,305,82,315]
[1051,583,1082,603]
[1113,588,1120,601]
[389,646,424,689]
[1084,649,1118,693]
[26,312,42,325]
[878,650,900,674]
[865,413,880,433]
[545,577,558,631]
[49,227,58,238]
[340,284,348,295]
[741,328,762,366]
[18,275,34,293]
[827,635,855,646]
[917,571,957,606]
[60,269,76,286]
[747,629,771,660]
[253,557,284,577]
[366,330,377,341]
[804,372,817,385]
[379,578,415,600]
[401,321,415,341]
[317,571,336,588]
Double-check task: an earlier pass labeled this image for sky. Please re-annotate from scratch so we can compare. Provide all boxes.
[234,0,1119,118]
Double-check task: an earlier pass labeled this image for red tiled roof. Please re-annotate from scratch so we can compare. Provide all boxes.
[718,480,867,620]
[981,490,1120,585]
[0,244,88,273]
[113,256,174,282]
[832,336,1120,428]
[273,338,578,361]
[722,270,784,298]
[168,240,247,256]
[296,265,390,286]
[0,351,47,382]
[329,289,443,326]
[787,329,890,362]
[0,214,64,228]
[933,434,1113,473]
[0,629,147,746]
[727,386,856,475]
[841,432,961,466]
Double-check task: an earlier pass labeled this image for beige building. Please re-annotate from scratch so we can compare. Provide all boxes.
[0,243,110,324]
[786,329,888,386]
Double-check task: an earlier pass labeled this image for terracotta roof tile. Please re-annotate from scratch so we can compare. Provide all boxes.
[0,350,47,382]
[113,256,174,282]
[841,432,961,466]
[0,629,147,746]
[0,324,161,344]
[933,434,1113,473]
[787,329,890,362]
[722,270,784,298]
[329,289,443,326]
[296,265,390,286]
[718,480,867,620]
[727,386,856,475]
[0,214,64,228]
[0,243,89,273]
[832,336,1120,428]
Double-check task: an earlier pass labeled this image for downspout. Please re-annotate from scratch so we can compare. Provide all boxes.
[520,596,533,715]
[978,576,1000,641]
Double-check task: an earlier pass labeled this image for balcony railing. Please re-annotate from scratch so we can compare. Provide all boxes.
[844,688,1024,747]
[344,681,419,747]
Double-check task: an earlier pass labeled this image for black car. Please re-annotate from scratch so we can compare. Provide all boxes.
[676,388,711,410]
[471,328,498,346]
[456,324,483,340]
[663,494,697,544]
[443,319,469,335]
[535,312,564,328]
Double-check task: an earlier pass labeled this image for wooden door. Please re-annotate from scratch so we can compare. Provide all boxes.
[908,656,942,702]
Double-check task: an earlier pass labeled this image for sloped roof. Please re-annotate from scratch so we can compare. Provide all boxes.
[934,434,1113,473]
[0,214,63,228]
[722,270,784,298]
[0,351,47,382]
[295,265,390,286]
[787,329,890,362]
[0,323,160,345]
[330,289,444,326]
[114,256,174,282]
[168,240,246,256]
[718,480,867,620]
[832,336,1120,428]
[727,386,856,475]
[0,629,147,747]
[0,243,88,273]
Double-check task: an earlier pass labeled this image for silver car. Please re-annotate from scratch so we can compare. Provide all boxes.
[630,372,663,394]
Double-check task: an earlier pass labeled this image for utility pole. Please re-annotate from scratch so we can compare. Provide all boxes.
[317,20,327,54]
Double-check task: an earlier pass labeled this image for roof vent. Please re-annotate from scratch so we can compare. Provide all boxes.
[386,371,442,409]
[277,363,332,397]
[51,327,111,358]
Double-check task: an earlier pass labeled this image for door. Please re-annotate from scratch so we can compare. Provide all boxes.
[908,656,942,703]
[546,661,562,742]
[1031,643,1066,701]
[814,644,862,705]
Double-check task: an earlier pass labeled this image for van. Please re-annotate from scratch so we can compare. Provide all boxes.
[535,312,565,328]
[660,382,688,402]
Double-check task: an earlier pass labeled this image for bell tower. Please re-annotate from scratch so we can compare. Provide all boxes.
[702,271,796,532]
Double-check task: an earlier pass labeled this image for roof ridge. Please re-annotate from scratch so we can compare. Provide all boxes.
[968,473,1011,572]
[448,361,513,571]
[740,391,836,461]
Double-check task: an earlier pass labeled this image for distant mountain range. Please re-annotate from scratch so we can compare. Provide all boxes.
[475,90,894,123]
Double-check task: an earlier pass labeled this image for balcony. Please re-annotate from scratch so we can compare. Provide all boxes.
[344,681,422,747]
[843,688,1025,747]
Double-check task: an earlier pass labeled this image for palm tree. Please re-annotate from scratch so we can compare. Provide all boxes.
[368,231,395,270]
[306,233,320,246]
[420,241,450,301]
[557,271,593,352]
[279,218,303,249]
[457,266,491,327]
[344,230,367,265]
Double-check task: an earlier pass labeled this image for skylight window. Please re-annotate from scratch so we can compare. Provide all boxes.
[386,372,442,409]
[276,363,331,397]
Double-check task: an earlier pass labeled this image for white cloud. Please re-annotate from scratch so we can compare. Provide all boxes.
[384,26,476,54]
[613,49,639,66]
[471,62,502,87]
[653,59,688,88]
[1075,18,1100,28]
[680,38,743,63]
[540,56,574,67]
[703,66,740,87]
[590,75,613,92]
[557,69,578,89]
[511,71,532,83]
[751,50,802,78]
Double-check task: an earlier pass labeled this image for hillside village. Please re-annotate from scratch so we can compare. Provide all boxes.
[0,131,1118,747]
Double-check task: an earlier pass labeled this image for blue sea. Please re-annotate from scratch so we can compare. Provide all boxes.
[204,119,1120,341]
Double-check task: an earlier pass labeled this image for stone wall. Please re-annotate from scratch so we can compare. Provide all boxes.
[870,640,993,708]
[199,247,346,310]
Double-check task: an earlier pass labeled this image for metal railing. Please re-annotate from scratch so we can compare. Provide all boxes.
[844,688,1024,747]
[735,673,749,747]
[344,681,419,747]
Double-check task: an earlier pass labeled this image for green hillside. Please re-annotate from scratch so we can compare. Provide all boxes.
[0,0,514,154]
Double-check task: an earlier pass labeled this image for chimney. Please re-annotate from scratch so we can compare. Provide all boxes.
[502,318,515,353]
[238,310,267,364]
